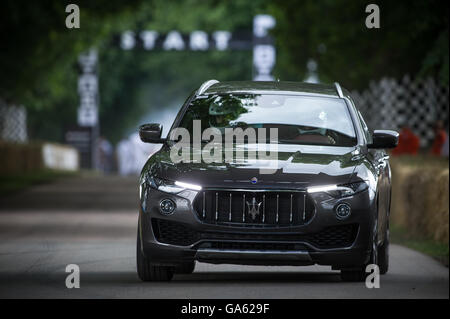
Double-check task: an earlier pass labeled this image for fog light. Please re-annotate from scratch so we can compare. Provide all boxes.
[336,203,351,220]
[159,199,176,215]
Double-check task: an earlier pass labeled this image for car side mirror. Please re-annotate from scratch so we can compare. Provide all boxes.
[368,130,399,149]
[139,123,165,143]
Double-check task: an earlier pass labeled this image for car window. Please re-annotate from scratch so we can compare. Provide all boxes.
[177,94,357,147]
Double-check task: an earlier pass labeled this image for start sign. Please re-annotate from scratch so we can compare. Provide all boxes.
[120,30,234,51]
[117,14,276,81]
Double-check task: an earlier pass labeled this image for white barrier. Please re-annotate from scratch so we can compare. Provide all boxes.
[42,143,79,171]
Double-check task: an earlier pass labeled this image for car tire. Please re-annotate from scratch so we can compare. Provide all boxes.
[174,261,196,274]
[378,226,389,275]
[137,232,173,282]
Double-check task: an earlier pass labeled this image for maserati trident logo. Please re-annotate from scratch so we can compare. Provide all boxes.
[246,197,262,220]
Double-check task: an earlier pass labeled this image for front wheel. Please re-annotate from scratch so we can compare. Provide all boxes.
[137,233,173,281]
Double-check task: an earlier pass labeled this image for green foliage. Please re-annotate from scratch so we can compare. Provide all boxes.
[0,0,143,107]
[136,0,261,32]
[269,0,449,89]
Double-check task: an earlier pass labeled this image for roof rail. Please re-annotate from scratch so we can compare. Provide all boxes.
[197,79,219,95]
[334,82,344,98]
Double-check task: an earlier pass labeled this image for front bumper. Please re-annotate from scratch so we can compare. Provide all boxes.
[138,187,376,268]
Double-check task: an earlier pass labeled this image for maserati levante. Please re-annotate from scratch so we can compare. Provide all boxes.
[137,80,398,282]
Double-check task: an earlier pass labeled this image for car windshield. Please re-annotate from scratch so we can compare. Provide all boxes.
[177,93,357,147]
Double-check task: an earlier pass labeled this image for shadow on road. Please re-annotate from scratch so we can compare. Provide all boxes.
[174,271,342,283]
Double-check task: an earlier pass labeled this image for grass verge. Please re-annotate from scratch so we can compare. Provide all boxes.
[391,223,449,267]
[0,169,78,196]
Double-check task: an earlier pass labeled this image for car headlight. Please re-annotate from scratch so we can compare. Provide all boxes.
[307,181,368,199]
[146,174,201,194]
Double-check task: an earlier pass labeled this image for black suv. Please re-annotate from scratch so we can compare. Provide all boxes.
[137,80,398,281]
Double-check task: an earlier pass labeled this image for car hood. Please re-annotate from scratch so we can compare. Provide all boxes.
[147,144,360,190]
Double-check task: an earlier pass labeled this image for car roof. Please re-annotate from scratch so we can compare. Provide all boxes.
[203,81,346,98]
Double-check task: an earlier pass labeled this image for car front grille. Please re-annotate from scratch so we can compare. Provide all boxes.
[152,218,359,250]
[192,190,315,227]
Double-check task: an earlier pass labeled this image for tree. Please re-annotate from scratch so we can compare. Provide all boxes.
[0,0,143,141]
[268,0,449,89]
[0,0,143,108]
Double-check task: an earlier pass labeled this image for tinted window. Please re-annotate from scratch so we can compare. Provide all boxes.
[177,94,357,147]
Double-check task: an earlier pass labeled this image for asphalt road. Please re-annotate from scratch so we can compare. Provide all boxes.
[0,175,448,299]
